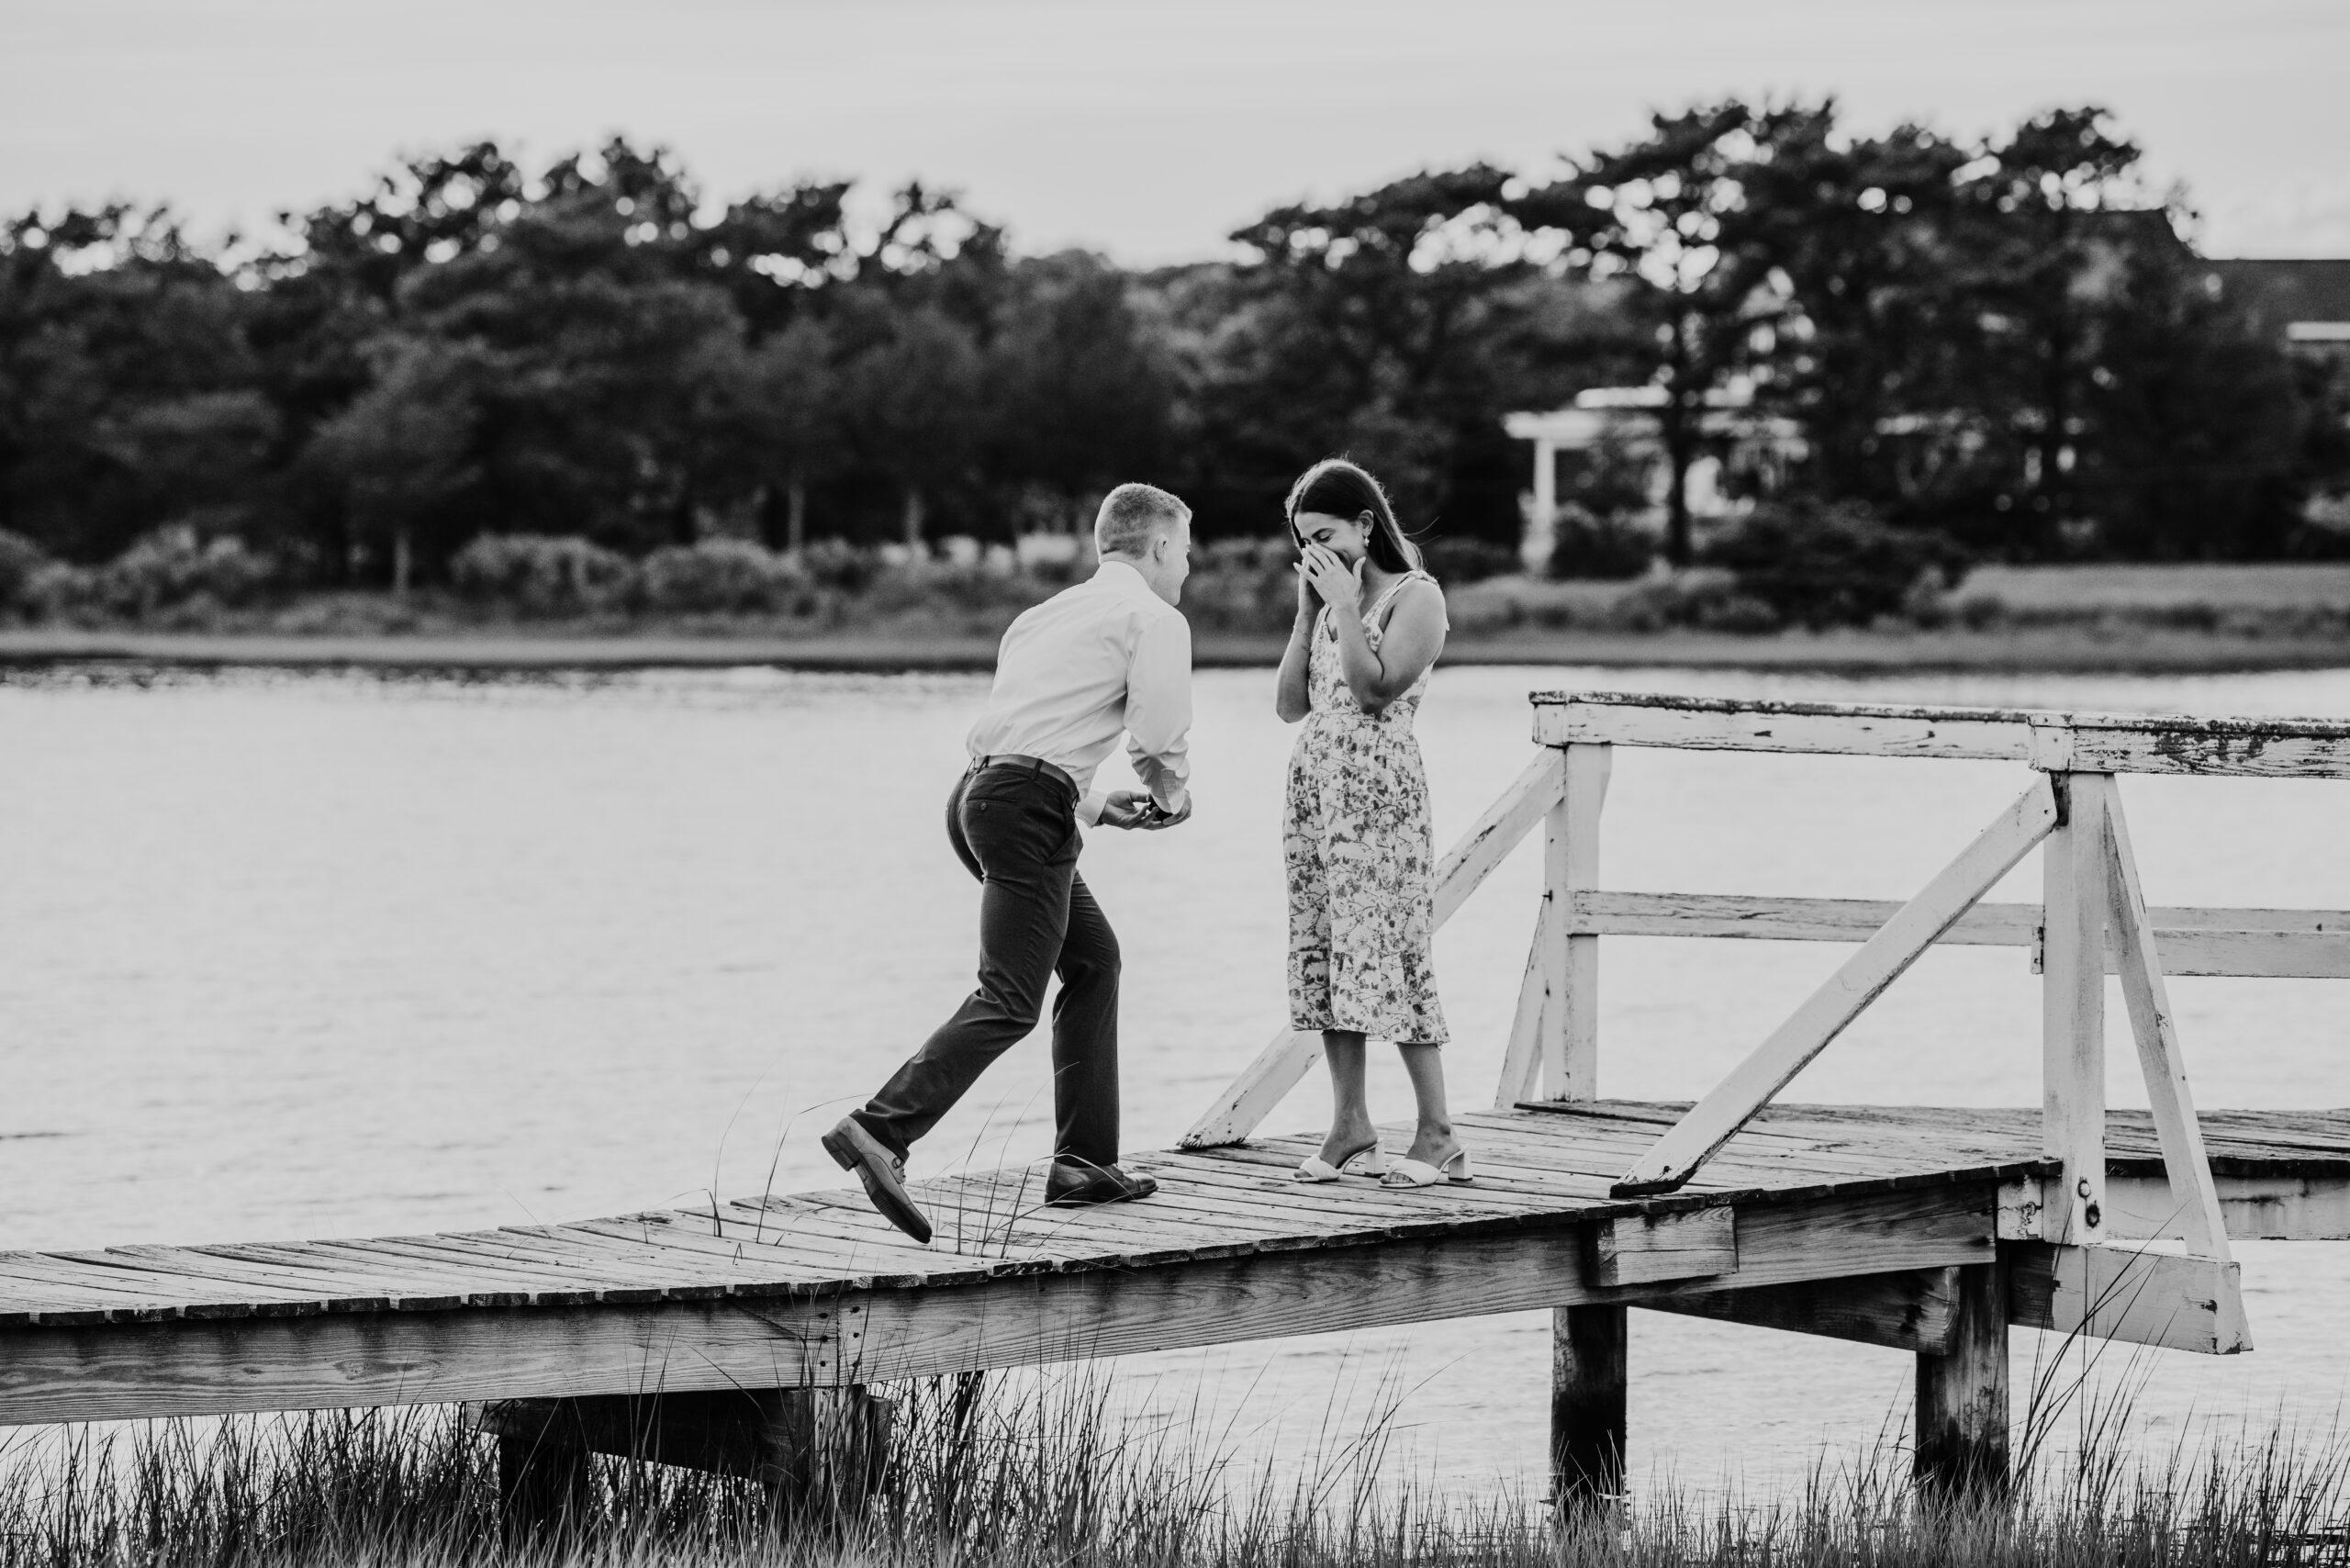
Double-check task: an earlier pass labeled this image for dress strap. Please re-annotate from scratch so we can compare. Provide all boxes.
[1363,570,1435,627]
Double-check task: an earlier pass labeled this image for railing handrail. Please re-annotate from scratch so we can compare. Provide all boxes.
[1533,691,2350,778]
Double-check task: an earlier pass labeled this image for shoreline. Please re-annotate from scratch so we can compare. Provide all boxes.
[4,625,2350,676]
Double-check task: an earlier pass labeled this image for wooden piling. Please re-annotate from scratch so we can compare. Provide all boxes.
[495,1427,593,1539]
[1913,1256,2010,1501]
[1550,1304,1628,1502]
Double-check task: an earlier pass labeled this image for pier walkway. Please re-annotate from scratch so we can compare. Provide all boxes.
[8,692,2350,1501]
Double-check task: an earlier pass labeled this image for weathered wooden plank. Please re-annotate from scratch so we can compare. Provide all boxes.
[561,1215,999,1288]
[1639,1267,1957,1353]
[2098,781,2232,1263]
[2007,1241,2251,1355]
[2106,1173,2350,1241]
[2048,712,2350,779]
[1176,1030,1323,1152]
[1586,1208,1737,1287]
[226,1243,549,1308]
[1613,779,2063,1196]
[1479,1107,2000,1184]
[336,1236,722,1301]
[2042,775,2109,1244]
[1494,902,1552,1110]
[1434,747,1568,925]
[1563,891,2350,979]
[1531,693,2350,778]
[0,1184,1993,1426]
[1533,692,2033,760]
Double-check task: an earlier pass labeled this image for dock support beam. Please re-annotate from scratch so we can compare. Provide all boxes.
[1913,1257,2009,1501]
[1550,1304,1628,1503]
[478,1387,892,1533]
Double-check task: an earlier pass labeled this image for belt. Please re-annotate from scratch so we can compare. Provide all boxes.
[970,753,1078,795]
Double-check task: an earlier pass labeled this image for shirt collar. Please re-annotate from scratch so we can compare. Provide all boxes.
[1091,559,1156,599]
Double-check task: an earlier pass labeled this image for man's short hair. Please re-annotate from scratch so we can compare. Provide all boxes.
[1093,483,1190,558]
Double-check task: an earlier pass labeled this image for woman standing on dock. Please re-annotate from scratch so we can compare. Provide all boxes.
[1276,458,1469,1188]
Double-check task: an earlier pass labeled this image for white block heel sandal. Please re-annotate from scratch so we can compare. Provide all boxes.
[1380,1148,1474,1188]
[1294,1143,1389,1182]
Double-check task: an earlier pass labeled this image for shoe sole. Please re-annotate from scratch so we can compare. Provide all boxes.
[1046,1181,1158,1208]
[822,1125,934,1244]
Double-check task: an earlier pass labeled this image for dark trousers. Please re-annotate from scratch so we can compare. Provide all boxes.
[851,762,1122,1170]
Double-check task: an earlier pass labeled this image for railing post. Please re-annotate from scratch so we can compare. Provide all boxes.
[1544,742,1621,1514]
[1543,742,1611,1102]
[2041,769,2110,1244]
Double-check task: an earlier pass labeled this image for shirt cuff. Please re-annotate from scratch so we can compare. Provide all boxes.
[1077,791,1108,826]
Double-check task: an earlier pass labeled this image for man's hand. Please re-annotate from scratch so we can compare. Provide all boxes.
[1100,790,1191,831]
[1099,790,1150,829]
[1135,797,1192,831]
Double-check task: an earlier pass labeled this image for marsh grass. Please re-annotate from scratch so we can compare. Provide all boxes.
[3,1358,2348,1568]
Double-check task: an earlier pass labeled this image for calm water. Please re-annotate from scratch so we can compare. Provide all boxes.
[7,659,2350,1494]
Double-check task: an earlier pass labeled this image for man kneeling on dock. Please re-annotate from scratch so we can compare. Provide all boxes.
[824,484,1196,1242]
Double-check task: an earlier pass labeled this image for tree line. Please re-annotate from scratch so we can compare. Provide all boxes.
[2,100,2342,591]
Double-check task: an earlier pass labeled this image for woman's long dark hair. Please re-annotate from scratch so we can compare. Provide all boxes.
[1284,458,1422,574]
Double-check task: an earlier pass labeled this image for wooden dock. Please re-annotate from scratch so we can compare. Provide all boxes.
[8,692,2350,1506]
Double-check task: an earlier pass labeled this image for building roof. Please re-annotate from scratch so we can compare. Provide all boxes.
[2203,259,2350,330]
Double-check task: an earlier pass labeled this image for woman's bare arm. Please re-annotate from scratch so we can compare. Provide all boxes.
[1274,565,1317,723]
[1329,579,1446,714]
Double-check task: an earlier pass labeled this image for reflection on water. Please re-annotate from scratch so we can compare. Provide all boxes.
[6,659,2350,1494]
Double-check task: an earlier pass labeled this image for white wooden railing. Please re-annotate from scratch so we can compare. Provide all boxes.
[1187,692,2350,1357]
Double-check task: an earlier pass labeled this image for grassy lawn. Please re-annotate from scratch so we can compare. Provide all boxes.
[1955,564,2350,612]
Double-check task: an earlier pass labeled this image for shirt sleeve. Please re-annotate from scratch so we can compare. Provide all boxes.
[1122,611,1193,814]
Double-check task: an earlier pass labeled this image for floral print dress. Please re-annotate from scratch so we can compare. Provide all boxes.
[1284,570,1449,1046]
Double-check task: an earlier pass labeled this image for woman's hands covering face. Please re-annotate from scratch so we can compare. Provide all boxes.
[1295,543,1361,612]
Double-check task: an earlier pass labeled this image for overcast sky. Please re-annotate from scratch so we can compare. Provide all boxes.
[6,0,2344,263]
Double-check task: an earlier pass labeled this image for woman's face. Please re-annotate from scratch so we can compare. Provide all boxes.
[1293,510,1371,566]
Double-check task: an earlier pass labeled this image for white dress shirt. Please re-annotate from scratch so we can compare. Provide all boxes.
[966,560,1193,826]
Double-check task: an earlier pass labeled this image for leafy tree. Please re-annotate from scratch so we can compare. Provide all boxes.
[837,304,983,548]
[985,252,1172,531]
[2078,240,2301,558]
[1734,110,1978,507]
[1943,107,2163,550]
[1512,102,1817,565]
[0,205,266,559]
[744,318,838,551]
[1212,165,1531,536]
[302,336,477,589]
[693,182,856,339]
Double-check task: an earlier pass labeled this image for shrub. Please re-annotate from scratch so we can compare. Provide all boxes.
[1546,507,1655,580]
[0,530,52,614]
[83,526,281,620]
[1419,536,1519,583]
[862,558,1048,617]
[447,533,631,615]
[796,538,883,594]
[635,539,811,615]
[1702,499,1966,629]
[1181,536,1296,633]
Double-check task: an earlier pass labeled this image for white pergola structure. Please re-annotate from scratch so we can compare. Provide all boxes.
[1502,386,1803,571]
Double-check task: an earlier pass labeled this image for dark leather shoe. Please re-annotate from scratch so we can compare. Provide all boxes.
[821,1117,932,1244]
[1044,1160,1158,1207]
